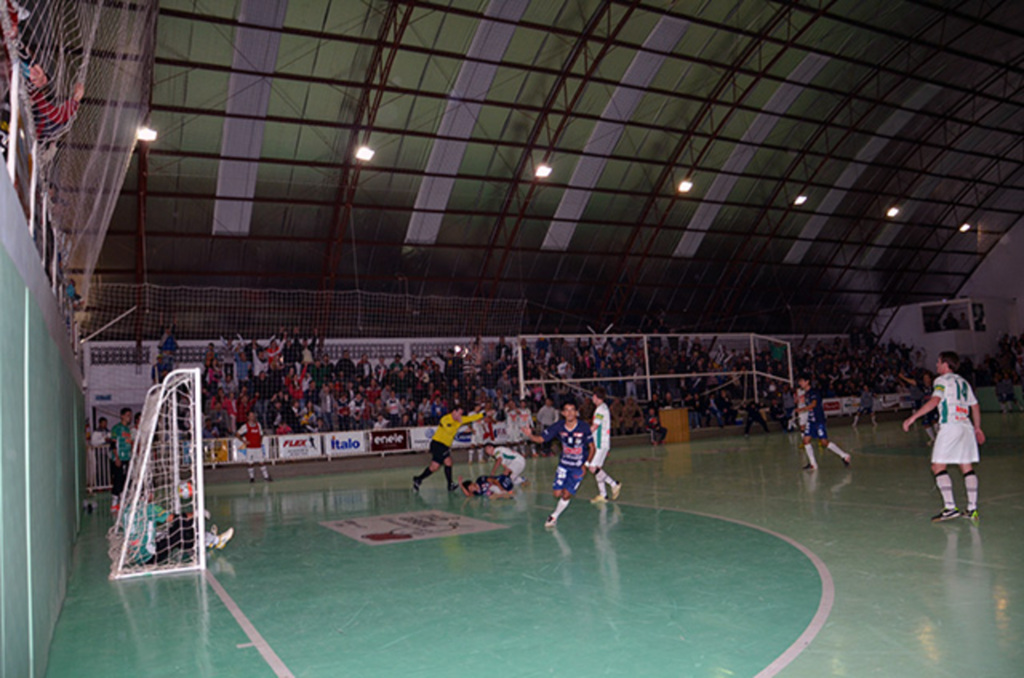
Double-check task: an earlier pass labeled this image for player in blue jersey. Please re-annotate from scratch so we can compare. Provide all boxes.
[458,474,516,498]
[523,401,595,528]
[795,376,851,470]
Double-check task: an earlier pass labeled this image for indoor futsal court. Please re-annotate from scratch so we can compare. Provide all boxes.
[2,2,1024,678]
[46,416,1024,677]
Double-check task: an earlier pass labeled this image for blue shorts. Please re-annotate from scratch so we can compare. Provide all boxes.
[552,465,585,495]
[804,421,828,440]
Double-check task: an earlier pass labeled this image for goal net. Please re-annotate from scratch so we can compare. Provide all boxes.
[516,333,793,405]
[108,368,206,580]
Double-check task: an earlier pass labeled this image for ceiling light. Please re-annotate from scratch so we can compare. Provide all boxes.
[355,146,375,161]
[535,164,552,178]
[793,195,808,206]
[136,126,157,142]
[677,179,693,193]
[886,206,900,218]
[959,223,971,232]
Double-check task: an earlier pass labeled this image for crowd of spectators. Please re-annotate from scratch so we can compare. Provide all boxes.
[148,325,937,440]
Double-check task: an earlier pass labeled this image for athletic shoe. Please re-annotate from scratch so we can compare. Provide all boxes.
[963,509,979,523]
[801,463,817,471]
[544,515,557,529]
[215,527,234,550]
[448,483,459,492]
[265,475,273,482]
[590,495,608,504]
[412,477,421,492]
[249,477,255,484]
[611,483,622,501]
[932,508,961,522]
[842,456,851,468]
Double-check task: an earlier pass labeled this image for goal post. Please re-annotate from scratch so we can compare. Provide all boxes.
[515,333,793,405]
[108,368,206,580]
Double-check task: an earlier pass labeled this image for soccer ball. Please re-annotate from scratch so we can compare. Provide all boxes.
[177,481,193,501]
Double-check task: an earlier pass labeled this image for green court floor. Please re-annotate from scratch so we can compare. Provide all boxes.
[47,417,1024,677]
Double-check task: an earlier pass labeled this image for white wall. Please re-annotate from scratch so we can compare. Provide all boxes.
[959,218,1024,335]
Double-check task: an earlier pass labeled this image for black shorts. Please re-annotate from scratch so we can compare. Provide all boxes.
[429,439,451,464]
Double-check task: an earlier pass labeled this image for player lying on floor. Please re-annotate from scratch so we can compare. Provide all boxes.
[458,474,516,498]
[123,500,235,565]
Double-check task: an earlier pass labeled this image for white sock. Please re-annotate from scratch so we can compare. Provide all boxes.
[935,472,955,509]
[827,442,849,461]
[595,476,607,497]
[804,444,817,467]
[248,466,255,479]
[551,498,570,520]
[261,465,269,479]
[597,469,617,487]
[964,472,978,511]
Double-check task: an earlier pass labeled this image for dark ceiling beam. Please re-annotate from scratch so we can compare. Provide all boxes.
[767,0,1024,76]
[104,224,984,266]
[148,95,1020,171]
[133,184,1024,231]
[464,0,631,308]
[87,265,951,299]
[142,131,1021,202]
[153,52,1023,144]
[598,3,821,328]
[161,3,1019,110]
[803,69,1024,326]
[319,1,416,294]
[709,2,1007,328]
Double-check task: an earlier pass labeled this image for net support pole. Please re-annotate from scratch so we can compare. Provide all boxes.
[643,335,651,401]
[516,337,526,401]
[7,65,19,183]
[750,334,759,403]
[191,368,207,573]
[786,337,795,388]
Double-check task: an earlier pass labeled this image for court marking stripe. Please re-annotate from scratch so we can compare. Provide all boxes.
[205,570,295,678]
[617,501,834,678]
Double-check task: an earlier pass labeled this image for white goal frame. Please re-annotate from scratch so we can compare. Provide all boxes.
[108,368,206,580]
[516,332,793,404]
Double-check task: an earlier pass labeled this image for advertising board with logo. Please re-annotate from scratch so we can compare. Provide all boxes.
[276,434,322,459]
[410,427,433,450]
[370,429,410,453]
[325,432,367,457]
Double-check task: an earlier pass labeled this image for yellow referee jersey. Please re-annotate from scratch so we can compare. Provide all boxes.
[431,412,483,446]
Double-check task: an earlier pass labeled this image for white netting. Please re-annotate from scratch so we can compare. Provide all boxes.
[1,0,156,300]
[108,368,205,580]
[79,283,528,342]
[517,333,793,405]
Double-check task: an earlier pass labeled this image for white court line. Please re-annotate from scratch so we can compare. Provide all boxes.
[205,571,295,678]
[618,502,834,678]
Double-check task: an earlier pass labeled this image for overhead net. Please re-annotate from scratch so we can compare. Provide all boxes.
[0,0,157,298]
[79,283,528,343]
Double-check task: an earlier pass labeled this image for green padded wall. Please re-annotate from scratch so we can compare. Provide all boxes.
[1,178,85,678]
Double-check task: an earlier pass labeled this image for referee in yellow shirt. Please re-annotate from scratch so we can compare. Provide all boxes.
[413,405,484,492]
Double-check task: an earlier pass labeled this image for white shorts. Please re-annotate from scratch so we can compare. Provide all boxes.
[931,425,979,465]
[239,445,266,462]
[504,457,526,479]
[589,446,610,469]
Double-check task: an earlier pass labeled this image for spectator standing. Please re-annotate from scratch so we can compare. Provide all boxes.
[108,408,134,513]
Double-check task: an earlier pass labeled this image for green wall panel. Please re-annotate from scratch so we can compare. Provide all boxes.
[1,185,85,677]
[1,252,29,678]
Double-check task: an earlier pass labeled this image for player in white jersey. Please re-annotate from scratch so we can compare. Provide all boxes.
[587,387,622,503]
[485,444,527,485]
[903,351,985,522]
